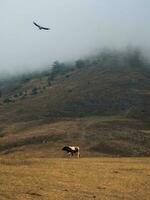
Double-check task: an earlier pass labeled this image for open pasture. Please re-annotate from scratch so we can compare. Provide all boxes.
[0,157,149,200]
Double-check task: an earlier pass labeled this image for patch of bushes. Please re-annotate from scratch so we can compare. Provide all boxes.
[90,140,149,156]
[126,106,150,120]
[0,127,5,138]
[3,98,12,103]
[0,134,66,152]
[31,87,38,95]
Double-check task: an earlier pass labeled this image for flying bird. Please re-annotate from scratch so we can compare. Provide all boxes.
[33,21,50,30]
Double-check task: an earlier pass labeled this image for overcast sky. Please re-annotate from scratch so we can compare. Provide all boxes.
[0,0,150,77]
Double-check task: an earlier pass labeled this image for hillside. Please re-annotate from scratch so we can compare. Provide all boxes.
[0,49,150,156]
[0,50,150,122]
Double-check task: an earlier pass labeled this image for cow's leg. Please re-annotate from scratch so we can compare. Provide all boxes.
[77,151,80,158]
[68,152,72,157]
[71,151,74,157]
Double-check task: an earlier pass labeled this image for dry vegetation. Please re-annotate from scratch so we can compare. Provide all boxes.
[0,117,150,157]
[0,157,149,200]
[0,116,149,158]
[0,117,149,200]
[0,49,150,122]
[0,49,150,199]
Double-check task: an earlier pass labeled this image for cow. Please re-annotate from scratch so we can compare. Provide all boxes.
[62,146,80,158]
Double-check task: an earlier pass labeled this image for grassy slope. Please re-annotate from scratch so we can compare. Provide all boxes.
[0,57,150,156]
[0,116,150,157]
[0,157,149,200]
[0,63,150,122]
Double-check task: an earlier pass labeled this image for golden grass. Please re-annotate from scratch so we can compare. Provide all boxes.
[0,157,149,200]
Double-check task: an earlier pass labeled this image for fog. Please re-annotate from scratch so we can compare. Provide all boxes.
[0,0,150,77]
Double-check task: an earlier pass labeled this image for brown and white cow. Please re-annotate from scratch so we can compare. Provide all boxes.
[62,146,80,158]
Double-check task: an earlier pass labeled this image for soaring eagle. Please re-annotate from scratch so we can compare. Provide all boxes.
[33,21,50,30]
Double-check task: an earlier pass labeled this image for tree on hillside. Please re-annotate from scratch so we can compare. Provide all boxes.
[48,61,70,84]
[48,61,61,83]
[3,98,12,103]
[75,59,85,69]
[31,87,38,95]
[125,48,145,69]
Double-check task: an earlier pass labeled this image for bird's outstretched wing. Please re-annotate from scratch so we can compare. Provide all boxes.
[33,21,50,30]
[40,26,50,30]
[33,21,41,28]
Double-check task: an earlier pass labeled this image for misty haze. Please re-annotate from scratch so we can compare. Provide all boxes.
[0,1,150,200]
[0,0,150,77]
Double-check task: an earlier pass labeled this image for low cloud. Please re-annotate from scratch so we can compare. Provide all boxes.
[0,0,150,77]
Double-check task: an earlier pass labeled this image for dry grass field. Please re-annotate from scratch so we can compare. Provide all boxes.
[0,116,149,199]
[0,157,149,200]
